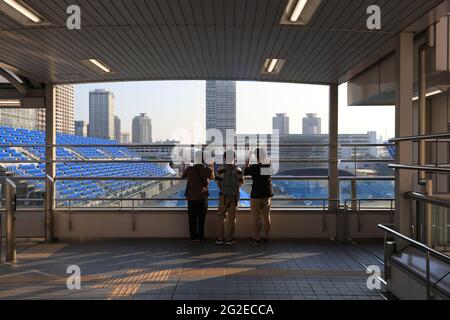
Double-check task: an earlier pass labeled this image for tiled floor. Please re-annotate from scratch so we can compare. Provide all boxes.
[0,239,385,300]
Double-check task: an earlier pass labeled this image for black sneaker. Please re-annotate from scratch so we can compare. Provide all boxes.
[261,238,269,244]
[252,238,261,246]
[216,239,224,245]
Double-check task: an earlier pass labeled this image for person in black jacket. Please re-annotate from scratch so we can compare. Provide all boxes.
[181,151,214,244]
[244,148,273,245]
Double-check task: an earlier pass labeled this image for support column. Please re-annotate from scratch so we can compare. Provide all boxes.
[395,33,415,237]
[45,84,56,243]
[329,84,341,239]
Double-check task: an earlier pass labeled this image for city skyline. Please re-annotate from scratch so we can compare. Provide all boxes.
[75,81,395,143]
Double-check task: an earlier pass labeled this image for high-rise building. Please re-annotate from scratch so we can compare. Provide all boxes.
[302,113,321,135]
[0,109,38,130]
[206,81,236,141]
[132,113,152,143]
[74,120,88,137]
[272,113,290,135]
[114,116,121,142]
[37,85,75,133]
[89,89,115,140]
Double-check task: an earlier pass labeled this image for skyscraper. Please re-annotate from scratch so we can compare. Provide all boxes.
[272,113,290,135]
[89,89,115,140]
[114,116,121,142]
[74,120,88,137]
[132,113,152,143]
[206,81,236,141]
[37,85,75,134]
[302,113,321,135]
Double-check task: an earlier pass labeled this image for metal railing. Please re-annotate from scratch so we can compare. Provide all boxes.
[0,142,396,210]
[389,132,450,173]
[378,224,450,300]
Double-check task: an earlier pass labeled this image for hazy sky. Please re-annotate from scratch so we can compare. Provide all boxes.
[75,81,395,143]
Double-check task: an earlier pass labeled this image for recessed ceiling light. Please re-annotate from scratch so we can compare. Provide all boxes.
[0,99,21,107]
[262,58,285,75]
[3,0,42,23]
[290,0,308,22]
[280,0,322,26]
[267,59,279,73]
[88,59,111,73]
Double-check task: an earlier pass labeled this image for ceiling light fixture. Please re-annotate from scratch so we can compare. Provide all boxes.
[88,59,111,73]
[267,59,279,73]
[262,58,285,75]
[3,0,41,23]
[280,0,322,26]
[290,0,308,22]
[0,99,21,107]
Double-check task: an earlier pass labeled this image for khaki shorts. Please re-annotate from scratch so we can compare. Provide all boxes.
[250,198,271,218]
[218,196,238,216]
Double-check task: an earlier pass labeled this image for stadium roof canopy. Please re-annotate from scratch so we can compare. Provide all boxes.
[0,0,444,85]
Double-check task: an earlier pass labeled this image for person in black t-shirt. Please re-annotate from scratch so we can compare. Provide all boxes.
[244,148,273,245]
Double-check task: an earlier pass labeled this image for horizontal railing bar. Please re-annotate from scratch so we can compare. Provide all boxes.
[378,224,450,263]
[339,144,395,147]
[405,192,450,209]
[0,143,396,148]
[389,133,450,142]
[340,159,393,163]
[339,176,395,181]
[389,164,450,173]
[0,176,395,181]
[0,143,332,148]
[0,159,334,164]
[54,198,338,202]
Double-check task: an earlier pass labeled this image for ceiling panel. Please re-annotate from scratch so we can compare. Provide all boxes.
[0,0,444,85]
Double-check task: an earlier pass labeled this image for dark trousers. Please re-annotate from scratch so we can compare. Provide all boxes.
[187,200,208,240]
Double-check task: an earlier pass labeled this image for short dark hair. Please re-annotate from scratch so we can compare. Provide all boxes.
[255,148,267,163]
[223,150,236,163]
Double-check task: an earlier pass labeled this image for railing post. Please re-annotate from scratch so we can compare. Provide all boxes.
[426,250,431,300]
[5,178,16,263]
[351,178,357,211]
[425,178,433,247]
[44,175,55,242]
[45,84,56,243]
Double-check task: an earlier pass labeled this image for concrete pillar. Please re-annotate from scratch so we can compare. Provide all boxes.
[45,84,56,243]
[395,33,415,237]
[329,84,341,239]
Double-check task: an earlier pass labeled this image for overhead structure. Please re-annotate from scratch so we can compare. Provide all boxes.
[0,0,444,85]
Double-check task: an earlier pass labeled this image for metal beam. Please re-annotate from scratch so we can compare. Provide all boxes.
[0,68,25,94]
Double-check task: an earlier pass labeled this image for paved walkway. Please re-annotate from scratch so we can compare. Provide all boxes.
[0,239,385,300]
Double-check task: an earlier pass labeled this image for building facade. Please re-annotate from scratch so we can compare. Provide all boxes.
[132,113,152,143]
[206,80,236,141]
[0,108,38,130]
[89,89,115,140]
[114,116,121,142]
[272,113,290,135]
[36,85,74,133]
[74,120,88,137]
[302,113,322,135]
